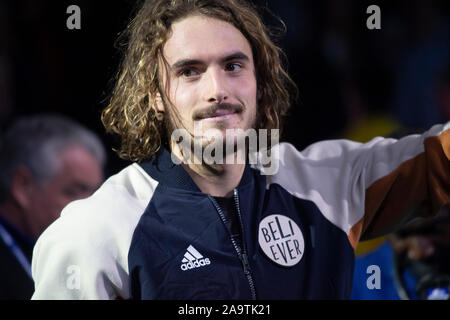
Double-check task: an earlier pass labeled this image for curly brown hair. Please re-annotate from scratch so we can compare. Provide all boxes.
[102,0,297,162]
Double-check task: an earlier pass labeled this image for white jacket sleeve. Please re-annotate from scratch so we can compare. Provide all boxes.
[263,122,450,249]
[31,199,130,299]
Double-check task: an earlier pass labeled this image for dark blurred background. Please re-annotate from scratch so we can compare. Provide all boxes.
[1,0,449,177]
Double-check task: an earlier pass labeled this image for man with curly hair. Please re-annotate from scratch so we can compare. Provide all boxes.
[32,0,450,299]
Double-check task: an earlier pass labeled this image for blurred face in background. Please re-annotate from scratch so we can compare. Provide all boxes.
[22,146,103,239]
[389,205,450,273]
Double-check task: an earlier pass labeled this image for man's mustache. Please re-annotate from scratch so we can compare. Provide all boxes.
[193,103,243,121]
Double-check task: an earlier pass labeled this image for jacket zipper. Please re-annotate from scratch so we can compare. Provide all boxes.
[233,189,257,300]
[208,190,257,300]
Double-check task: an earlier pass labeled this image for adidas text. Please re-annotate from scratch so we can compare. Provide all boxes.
[181,258,211,271]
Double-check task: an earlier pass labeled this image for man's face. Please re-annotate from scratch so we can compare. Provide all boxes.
[161,15,258,149]
[26,146,103,239]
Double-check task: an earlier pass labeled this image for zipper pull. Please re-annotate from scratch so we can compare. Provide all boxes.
[240,253,250,275]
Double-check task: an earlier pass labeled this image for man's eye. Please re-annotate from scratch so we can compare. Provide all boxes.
[180,68,199,78]
[225,63,242,72]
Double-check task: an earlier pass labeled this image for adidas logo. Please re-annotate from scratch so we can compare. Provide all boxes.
[180,245,211,271]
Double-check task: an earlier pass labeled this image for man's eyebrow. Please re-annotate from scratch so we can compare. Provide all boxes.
[171,52,250,69]
[172,59,203,70]
[220,51,250,63]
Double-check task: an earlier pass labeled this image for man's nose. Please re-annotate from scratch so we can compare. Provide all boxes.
[202,68,228,104]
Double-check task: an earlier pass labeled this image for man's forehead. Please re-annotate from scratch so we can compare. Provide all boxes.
[163,15,253,64]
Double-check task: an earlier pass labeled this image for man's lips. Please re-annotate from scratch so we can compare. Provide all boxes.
[194,103,243,121]
[198,109,238,120]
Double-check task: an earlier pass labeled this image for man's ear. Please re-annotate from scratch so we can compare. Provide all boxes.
[155,92,165,112]
[154,92,165,121]
[10,166,35,210]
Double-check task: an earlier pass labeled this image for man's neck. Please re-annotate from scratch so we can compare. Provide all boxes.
[182,162,245,197]
[170,141,247,197]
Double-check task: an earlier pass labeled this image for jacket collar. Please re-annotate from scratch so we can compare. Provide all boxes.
[139,147,254,192]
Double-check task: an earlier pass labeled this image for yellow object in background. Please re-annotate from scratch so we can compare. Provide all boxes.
[343,114,401,143]
[355,236,387,256]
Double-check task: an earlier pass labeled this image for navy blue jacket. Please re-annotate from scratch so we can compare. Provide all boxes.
[129,148,354,299]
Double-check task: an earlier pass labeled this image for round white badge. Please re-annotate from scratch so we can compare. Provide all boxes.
[258,214,304,267]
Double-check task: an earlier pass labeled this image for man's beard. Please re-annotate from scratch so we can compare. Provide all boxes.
[163,103,257,170]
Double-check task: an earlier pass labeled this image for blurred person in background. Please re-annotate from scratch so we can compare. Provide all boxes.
[390,204,450,300]
[0,114,106,299]
[351,203,450,300]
